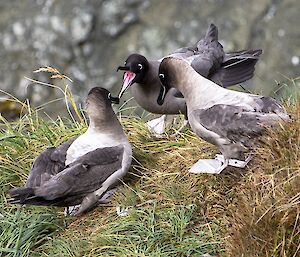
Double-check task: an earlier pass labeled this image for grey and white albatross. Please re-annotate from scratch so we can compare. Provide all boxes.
[117,24,262,135]
[157,57,289,174]
[8,87,132,215]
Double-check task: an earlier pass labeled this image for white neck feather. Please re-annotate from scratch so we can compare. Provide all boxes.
[177,71,227,111]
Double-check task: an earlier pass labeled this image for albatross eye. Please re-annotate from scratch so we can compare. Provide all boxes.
[138,64,143,70]
[108,93,111,100]
[159,73,165,80]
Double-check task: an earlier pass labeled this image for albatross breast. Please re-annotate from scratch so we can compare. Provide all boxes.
[65,130,122,166]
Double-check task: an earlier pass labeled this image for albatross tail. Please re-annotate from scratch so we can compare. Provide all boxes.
[8,186,79,207]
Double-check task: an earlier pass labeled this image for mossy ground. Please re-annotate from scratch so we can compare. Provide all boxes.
[0,84,299,256]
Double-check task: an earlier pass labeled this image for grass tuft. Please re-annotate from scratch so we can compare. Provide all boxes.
[225,102,300,257]
[93,204,221,256]
[0,206,62,257]
[0,82,299,256]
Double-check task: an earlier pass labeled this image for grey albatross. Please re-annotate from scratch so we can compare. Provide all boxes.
[157,57,289,174]
[8,87,132,215]
[117,23,262,135]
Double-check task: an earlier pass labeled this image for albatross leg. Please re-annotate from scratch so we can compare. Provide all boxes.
[98,188,118,204]
[64,188,118,216]
[146,115,167,136]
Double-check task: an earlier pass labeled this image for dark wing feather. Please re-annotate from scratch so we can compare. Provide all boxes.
[195,104,265,146]
[171,25,261,88]
[25,138,77,188]
[9,145,124,207]
[223,49,262,63]
[209,49,262,87]
[191,24,224,77]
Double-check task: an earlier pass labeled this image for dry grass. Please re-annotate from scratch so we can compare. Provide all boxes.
[225,103,300,257]
[0,72,299,256]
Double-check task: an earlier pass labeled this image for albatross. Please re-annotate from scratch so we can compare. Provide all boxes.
[8,87,132,215]
[117,23,262,135]
[157,57,289,174]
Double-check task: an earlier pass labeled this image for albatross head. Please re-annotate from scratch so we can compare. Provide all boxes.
[86,87,125,133]
[157,57,182,106]
[86,87,119,116]
[116,53,149,98]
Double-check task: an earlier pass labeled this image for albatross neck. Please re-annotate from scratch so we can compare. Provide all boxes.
[87,109,125,139]
[175,70,226,111]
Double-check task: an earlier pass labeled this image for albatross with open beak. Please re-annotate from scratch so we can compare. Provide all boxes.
[8,87,132,215]
[157,57,289,174]
[117,23,262,135]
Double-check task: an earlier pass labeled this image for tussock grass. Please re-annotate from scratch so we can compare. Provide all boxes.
[225,103,300,257]
[0,207,61,257]
[0,77,299,256]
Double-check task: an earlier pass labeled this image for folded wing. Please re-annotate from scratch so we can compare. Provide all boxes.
[194,104,281,147]
[9,145,124,207]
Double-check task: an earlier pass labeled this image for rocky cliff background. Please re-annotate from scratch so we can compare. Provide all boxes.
[0,0,299,116]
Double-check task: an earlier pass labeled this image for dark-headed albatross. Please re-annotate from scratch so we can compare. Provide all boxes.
[9,87,132,215]
[117,24,262,135]
[157,57,289,174]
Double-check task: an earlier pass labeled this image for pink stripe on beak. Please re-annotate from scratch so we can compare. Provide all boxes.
[118,71,136,98]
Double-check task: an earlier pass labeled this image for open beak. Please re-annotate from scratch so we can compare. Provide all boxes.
[157,85,167,105]
[118,71,136,99]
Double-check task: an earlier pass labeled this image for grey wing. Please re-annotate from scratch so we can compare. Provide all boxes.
[209,49,262,87]
[34,145,124,201]
[189,55,215,77]
[25,137,77,187]
[169,46,197,59]
[195,104,265,146]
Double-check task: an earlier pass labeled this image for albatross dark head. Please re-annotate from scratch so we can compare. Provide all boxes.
[88,86,119,104]
[157,58,175,106]
[117,53,149,98]
[86,87,122,130]
[87,87,119,113]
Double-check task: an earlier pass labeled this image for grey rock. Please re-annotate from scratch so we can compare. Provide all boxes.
[0,0,298,118]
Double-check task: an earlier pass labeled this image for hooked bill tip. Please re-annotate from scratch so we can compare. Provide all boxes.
[108,94,120,104]
[116,66,129,72]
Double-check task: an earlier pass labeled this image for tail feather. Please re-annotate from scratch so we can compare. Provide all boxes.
[8,186,83,207]
[10,187,34,198]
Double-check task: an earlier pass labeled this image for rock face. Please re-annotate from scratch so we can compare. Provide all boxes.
[0,0,299,116]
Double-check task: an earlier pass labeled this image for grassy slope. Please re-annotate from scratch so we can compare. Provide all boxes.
[0,101,299,257]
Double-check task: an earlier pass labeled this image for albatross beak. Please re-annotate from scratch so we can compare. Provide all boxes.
[108,93,120,104]
[157,85,167,106]
[118,71,136,99]
[117,66,129,72]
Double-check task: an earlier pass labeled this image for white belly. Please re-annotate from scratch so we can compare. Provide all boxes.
[65,131,119,165]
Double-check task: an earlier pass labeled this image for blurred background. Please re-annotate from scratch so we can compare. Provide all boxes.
[0,0,299,118]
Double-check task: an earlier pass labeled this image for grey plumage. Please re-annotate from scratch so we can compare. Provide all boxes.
[10,146,123,206]
[157,57,289,170]
[117,23,262,116]
[8,87,132,215]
